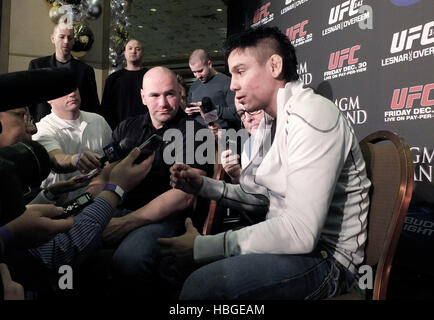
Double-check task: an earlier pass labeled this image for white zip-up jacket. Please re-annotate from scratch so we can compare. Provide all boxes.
[194,80,371,274]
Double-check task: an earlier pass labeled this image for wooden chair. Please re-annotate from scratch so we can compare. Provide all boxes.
[333,130,414,300]
[202,163,225,235]
[202,130,414,300]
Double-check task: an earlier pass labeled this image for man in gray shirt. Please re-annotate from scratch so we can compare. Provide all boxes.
[187,49,240,131]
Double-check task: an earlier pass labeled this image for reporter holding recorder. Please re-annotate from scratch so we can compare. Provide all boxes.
[0,68,108,299]
[2,147,154,295]
[0,106,76,253]
[0,101,152,297]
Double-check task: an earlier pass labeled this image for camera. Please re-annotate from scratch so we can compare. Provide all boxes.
[0,141,51,225]
[0,68,77,224]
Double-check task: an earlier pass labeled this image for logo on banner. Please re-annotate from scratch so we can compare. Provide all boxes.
[390,0,421,6]
[381,20,434,66]
[322,0,371,36]
[335,96,368,125]
[252,2,274,27]
[411,146,433,183]
[297,61,312,85]
[384,83,434,122]
[323,45,368,80]
[286,20,313,47]
[281,0,310,15]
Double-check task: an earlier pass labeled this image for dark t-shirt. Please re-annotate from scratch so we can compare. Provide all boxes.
[55,60,72,69]
[101,68,148,130]
[188,73,240,130]
[112,110,213,211]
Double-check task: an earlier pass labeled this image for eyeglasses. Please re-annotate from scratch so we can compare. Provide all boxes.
[7,110,35,125]
[236,109,262,121]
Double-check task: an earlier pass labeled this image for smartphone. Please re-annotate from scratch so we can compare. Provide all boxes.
[52,192,93,219]
[74,168,99,183]
[134,134,164,163]
[226,139,237,152]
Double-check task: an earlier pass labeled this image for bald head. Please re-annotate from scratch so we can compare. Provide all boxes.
[52,23,73,36]
[142,67,178,89]
[124,39,144,69]
[189,49,210,65]
[141,67,180,129]
[189,49,216,83]
[126,39,143,49]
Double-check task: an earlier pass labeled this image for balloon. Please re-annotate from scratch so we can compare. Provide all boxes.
[48,5,63,23]
[71,22,94,57]
[86,4,102,20]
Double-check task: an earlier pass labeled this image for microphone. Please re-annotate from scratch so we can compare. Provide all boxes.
[0,68,77,111]
[99,134,165,165]
[200,97,219,125]
[99,138,132,164]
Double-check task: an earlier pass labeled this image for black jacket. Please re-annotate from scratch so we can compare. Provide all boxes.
[28,54,100,122]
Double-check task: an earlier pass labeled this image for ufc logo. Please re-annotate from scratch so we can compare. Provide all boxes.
[253,3,271,23]
[390,21,434,54]
[391,83,434,109]
[328,45,360,70]
[286,20,308,41]
[329,0,362,25]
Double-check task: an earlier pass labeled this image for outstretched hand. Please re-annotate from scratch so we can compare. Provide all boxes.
[109,147,155,192]
[72,151,101,174]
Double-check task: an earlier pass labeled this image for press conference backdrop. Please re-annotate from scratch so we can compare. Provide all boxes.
[227,0,434,276]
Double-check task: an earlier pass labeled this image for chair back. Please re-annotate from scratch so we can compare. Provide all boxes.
[359,130,414,300]
[202,163,225,235]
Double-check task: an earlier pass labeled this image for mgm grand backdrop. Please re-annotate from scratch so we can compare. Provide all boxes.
[226,0,433,288]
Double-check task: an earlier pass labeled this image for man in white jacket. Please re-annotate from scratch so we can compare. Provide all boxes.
[160,26,371,300]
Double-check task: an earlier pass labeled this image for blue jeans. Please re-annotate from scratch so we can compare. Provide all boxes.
[111,217,184,283]
[180,247,355,300]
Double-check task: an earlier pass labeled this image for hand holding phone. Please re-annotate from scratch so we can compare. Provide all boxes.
[134,134,164,164]
[185,102,202,115]
[74,168,100,183]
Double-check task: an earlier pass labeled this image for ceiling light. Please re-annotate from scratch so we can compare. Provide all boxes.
[216,8,223,12]
[150,8,157,12]
[138,25,143,28]
[161,54,166,58]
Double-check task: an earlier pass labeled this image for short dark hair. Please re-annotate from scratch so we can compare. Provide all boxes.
[223,26,299,82]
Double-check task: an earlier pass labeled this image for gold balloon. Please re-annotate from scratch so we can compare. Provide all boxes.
[49,5,63,24]
[71,22,94,58]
